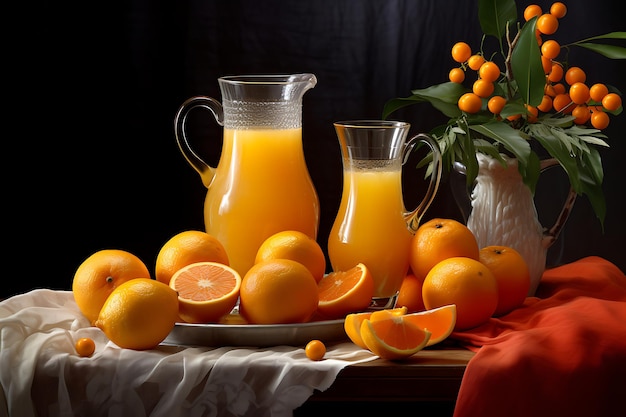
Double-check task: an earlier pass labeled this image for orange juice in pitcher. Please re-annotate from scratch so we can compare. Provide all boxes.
[328,121,442,303]
[175,74,320,277]
[205,127,319,276]
[328,166,413,297]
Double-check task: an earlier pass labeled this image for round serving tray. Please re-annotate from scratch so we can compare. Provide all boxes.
[162,316,347,348]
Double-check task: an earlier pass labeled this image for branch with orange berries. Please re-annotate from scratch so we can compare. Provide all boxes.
[383,0,625,228]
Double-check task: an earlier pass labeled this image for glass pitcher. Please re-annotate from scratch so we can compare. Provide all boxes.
[328,121,442,303]
[174,74,320,277]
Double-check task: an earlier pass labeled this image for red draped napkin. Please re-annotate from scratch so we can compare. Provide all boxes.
[451,256,626,417]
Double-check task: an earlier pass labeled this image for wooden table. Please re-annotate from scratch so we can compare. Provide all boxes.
[295,347,474,416]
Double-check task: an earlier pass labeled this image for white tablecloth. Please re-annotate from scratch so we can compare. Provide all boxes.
[0,289,378,417]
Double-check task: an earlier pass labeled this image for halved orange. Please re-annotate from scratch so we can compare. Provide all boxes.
[402,304,457,347]
[317,263,375,319]
[344,307,407,349]
[169,261,241,323]
[360,315,431,360]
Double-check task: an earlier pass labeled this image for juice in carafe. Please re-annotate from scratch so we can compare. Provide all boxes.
[205,127,320,277]
[328,162,412,297]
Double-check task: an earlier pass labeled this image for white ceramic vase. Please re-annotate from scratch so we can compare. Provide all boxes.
[454,153,577,296]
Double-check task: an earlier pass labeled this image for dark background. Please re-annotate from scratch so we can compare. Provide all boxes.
[7,0,624,299]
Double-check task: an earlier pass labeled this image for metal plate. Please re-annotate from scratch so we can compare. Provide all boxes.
[162,316,347,348]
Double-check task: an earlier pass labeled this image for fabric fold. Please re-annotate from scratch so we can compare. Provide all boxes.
[452,256,626,417]
[0,289,376,417]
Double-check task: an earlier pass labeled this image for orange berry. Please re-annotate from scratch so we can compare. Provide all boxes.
[535,30,543,46]
[525,104,539,122]
[553,93,574,113]
[479,61,501,83]
[537,13,559,35]
[589,83,609,103]
[452,42,472,63]
[75,337,96,357]
[550,2,567,18]
[569,82,590,105]
[458,92,483,113]
[565,66,586,85]
[545,84,556,97]
[602,93,622,111]
[524,4,543,21]
[488,95,507,114]
[541,40,560,60]
[548,63,564,83]
[541,56,552,74]
[591,110,610,129]
[468,54,485,71]
[305,340,326,361]
[553,83,566,95]
[449,67,465,83]
[473,79,495,98]
[537,95,553,112]
[572,105,591,124]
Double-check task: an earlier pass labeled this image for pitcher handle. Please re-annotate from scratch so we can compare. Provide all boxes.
[539,158,578,249]
[174,96,224,188]
[404,133,443,232]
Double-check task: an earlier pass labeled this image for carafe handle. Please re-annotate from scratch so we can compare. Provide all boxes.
[174,96,224,188]
[404,133,443,232]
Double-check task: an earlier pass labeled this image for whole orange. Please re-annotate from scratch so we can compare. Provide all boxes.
[239,259,319,324]
[422,257,498,331]
[72,249,151,325]
[479,245,530,316]
[155,230,229,285]
[95,278,179,350]
[255,230,326,283]
[409,218,480,281]
[395,272,425,313]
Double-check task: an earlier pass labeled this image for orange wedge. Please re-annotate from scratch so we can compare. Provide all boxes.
[402,304,457,347]
[360,314,431,360]
[344,307,407,349]
[317,263,375,319]
[169,261,241,323]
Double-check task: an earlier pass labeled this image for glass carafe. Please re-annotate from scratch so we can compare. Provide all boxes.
[174,74,320,277]
[328,121,442,303]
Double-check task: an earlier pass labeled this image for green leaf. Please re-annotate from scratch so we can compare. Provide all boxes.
[469,120,531,164]
[575,43,626,59]
[511,17,545,106]
[528,124,583,192]
[572,31,626,42]
[382,82,466,119]
[478,0,517,39]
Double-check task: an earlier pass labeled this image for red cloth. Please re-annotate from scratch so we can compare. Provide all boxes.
[451,256,626,417]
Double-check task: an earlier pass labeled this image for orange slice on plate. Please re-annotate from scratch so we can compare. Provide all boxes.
[317,263,375,319]
[402,304,457,347]
[344,307,407,349]
[360,313,431,360]
[169,261,241,324]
